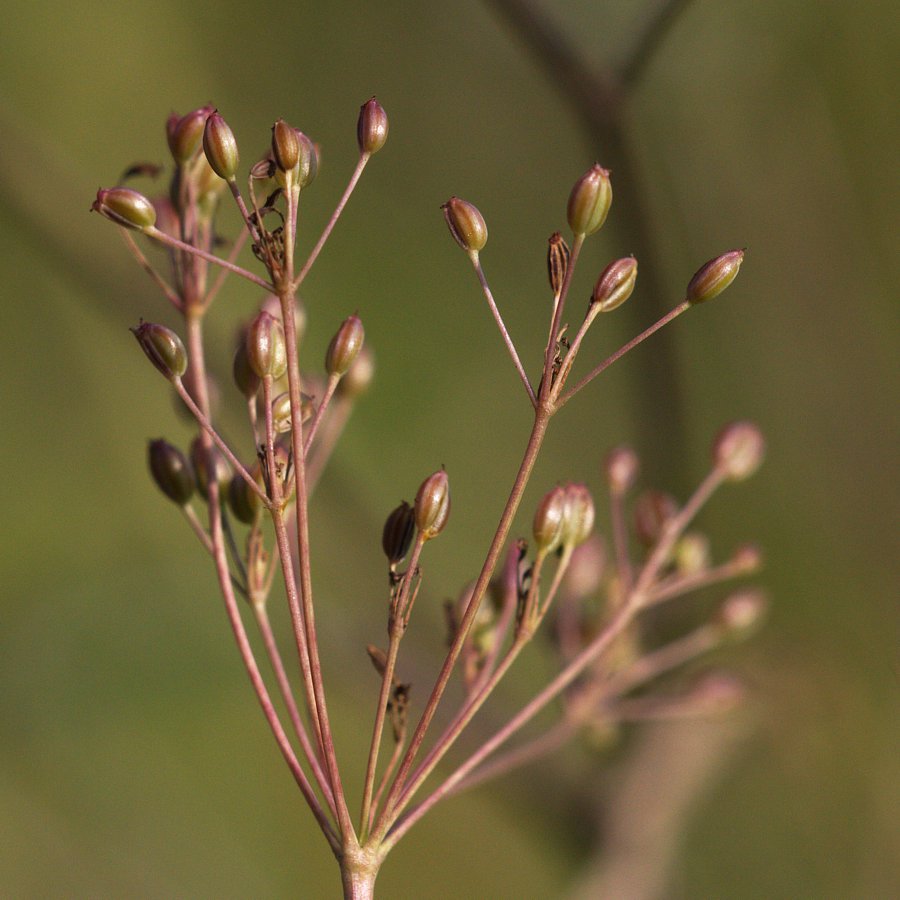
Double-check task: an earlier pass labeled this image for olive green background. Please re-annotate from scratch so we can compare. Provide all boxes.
[1,1,896,897]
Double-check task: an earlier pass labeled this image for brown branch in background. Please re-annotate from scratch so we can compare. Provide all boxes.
[486,0,694,487]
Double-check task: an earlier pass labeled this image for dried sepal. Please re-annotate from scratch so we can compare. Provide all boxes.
[547,232,570,295]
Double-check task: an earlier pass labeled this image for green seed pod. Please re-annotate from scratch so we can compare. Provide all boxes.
[275,130,318,191]
[547,232,570,296]
[713,421,765,481]
[442,197,487,253]
[560,483,595,548]
[382,501,416,566]
[130,321,187,380]
[270,392,313,433]
[271,118,300,172]
[604,445,639,494]
[190,437,232,502]
[633,489,677,546]
[357,96,389,155]
[92,187,157,230]
[227,470,262,524]
[414,470,450,541]
[202,110,239,180]
[294,131,318,189]
[686,249,744,304]
[591,256,637,313]
[675,532,711,574]
[325,315,365,377]
[336,346,375,399]
[168,105,215,164]
[566,164,612,237]
[148,439,195,505]
[245,311,287,380]
[532,485,567,555]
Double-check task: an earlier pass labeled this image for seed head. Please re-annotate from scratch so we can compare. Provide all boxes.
[442,197,487,253]
[357,97,389,155]
[325,315,365,377]
[245,311,287,380]
[131,321,187,380]
[560,483,595,548]
[382,501,416,566]
[148,439,195,505]
[566,164,612,237]
[686,249,744,304]
[168,105,215,164]
[414,470,451,541]
[591,257,637,313]
[92,187,157,231]
[713,421,765,481]
[271,118,301,172]
[202,110,239,180]
[604,446,639,494]
[532,485,567,555]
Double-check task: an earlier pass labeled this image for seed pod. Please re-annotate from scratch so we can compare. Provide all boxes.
[560,483,595,548]
[357,97,389,155]
[591,256,637,313]
[633,489,677,546]
[532,485,567,555]
[442,197,487,253]
[245,311,287,379]
[414,470,450,541]
[566,164,612,237]
[271,118,300,172]
[547,232,570,295]
[716,589,768,638]
[675,532,710,574]
[202,110,239,180]
[325,315,365,377]
[190,437,232,502]
[271,392,314,433]
[686,249,744,304]
[131,321,187,380]
[148,439,195,505]
[604,446,639,494]
[294,131,318,189]
[228,470,262,524]
[92,187,157,230]
[168,105,215,164]
[713,421,765,481]
[233,340,261,398]
[382,501,416,566]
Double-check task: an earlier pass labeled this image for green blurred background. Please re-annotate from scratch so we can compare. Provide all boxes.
[1,0,897,896]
